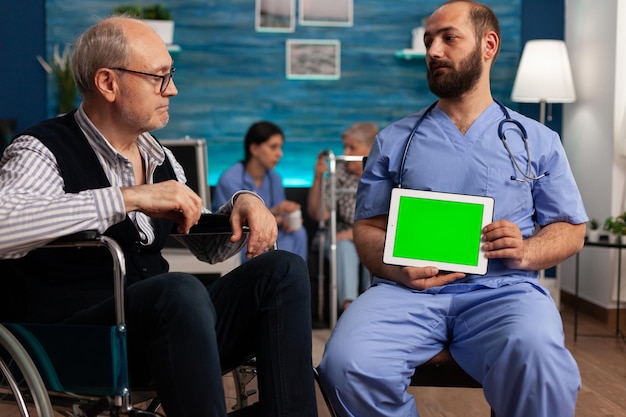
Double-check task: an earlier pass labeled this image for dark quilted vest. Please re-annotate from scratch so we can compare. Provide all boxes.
[0,112,176,323]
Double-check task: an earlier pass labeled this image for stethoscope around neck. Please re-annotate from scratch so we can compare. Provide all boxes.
[397,100,549,188]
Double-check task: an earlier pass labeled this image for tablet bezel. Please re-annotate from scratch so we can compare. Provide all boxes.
[383,188,494,275]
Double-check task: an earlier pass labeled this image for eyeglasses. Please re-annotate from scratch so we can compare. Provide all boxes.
[110,67,175,93]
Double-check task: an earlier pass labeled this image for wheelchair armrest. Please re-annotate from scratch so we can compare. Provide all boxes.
[46,230,101,245]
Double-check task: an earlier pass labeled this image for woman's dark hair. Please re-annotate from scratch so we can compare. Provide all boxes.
[243,121,284,163]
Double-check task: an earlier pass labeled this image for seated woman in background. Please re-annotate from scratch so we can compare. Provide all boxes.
[307,121,378,312]
[213,120,308,262]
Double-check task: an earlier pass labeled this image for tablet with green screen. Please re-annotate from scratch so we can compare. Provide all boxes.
[383,188,494,275]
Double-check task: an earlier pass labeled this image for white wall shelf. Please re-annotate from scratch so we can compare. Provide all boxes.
[395,49,425,60]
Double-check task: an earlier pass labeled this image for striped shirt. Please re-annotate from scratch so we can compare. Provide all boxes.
[0,106,245,261]
[327,161,359,232]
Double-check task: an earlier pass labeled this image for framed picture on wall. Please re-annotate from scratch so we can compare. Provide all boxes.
[299,0,353,27]
[286,39,341,80]
[256,0,295,32]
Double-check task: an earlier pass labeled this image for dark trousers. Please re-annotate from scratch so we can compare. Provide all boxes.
[65,250,318,417]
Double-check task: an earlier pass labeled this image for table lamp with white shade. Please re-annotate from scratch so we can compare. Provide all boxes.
[511,39,576,124]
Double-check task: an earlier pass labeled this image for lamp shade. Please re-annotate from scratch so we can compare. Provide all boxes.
[511,40,576,103]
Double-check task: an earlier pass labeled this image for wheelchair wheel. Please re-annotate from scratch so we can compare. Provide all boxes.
[0,325,54,417]
[223,359,258,412]
[130,362,258,415]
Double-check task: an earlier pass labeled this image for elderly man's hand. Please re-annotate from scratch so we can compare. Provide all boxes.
[121,180,203,234]
[230,193,278,258]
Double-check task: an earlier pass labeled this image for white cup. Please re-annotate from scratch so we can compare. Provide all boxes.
[286,209,302,231]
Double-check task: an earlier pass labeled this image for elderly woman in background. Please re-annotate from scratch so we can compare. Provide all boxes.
[307,121,378,312]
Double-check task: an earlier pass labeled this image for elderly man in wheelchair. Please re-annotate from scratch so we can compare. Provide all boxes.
[0,15,317,417]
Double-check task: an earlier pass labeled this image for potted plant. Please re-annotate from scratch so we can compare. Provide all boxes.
[603,213,626,244]
[141,4,172,20]
[587,218,601,242]
[112,4,142,17]
[36,44,77,115]
[113,4,174,45]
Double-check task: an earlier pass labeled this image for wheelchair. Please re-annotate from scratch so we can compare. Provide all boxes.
[0,222,259,417]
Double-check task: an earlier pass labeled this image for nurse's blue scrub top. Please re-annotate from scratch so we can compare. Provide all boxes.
[357,102,588,288]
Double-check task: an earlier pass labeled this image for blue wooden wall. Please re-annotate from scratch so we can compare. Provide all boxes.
[45,0,521,186]
[0,2,47,131]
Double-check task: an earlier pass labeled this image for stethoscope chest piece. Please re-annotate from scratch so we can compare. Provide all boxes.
[497,107,548,182]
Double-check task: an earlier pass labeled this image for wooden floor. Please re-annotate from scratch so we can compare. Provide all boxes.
[313,305,626,417]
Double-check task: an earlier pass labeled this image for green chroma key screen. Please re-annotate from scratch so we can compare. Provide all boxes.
[393,195,484,266]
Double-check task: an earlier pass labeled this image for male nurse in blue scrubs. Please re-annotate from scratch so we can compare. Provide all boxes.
[318,1,587,417]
